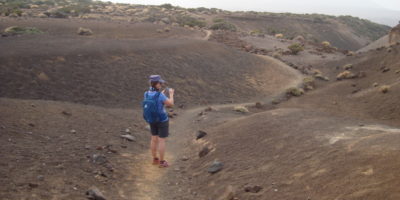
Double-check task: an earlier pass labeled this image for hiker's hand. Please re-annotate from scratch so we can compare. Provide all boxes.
[169,88,174,95]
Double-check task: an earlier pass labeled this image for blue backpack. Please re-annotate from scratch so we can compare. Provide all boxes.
[142,91,161,124]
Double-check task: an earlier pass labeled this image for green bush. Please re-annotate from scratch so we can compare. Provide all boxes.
[213,18,224,23]
[286,87,304,97]
[176,15,206,28]
[160,3,174,9]
[210,21,236,31]
[288,43,304,55]
[57,4,91,16]
[4,26,43,35]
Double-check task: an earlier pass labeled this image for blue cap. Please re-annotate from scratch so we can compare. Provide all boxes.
[149,75,165,83]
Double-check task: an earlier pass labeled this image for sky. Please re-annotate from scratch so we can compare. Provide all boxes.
[106,0,400,26]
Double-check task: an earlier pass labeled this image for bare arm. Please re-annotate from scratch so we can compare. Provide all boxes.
[164,88,174,107]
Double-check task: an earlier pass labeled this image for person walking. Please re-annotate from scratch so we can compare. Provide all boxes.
[142,75,174,168]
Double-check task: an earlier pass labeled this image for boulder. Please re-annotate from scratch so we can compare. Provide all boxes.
[208,161,223,174]
[196,130,207,140]
[120,134,136,142]
[86,187,107,200]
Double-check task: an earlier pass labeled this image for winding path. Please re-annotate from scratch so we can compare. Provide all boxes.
[122,54,303,199]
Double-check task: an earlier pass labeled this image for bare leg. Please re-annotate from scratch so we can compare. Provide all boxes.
[158,138,166,161]
[150,136,159,159]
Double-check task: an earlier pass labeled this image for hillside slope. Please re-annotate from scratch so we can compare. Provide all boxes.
[0,0,391,50]
[171,40,400,200]
[0,18,300,108]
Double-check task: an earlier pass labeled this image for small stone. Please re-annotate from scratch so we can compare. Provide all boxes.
[274,189,278,192]
[37,175,45,181]
[381,67,390,73]
[85,145,91,150]
[70,129,76,134]
[196,130,207,140]
[120,134,136,142]
[244,185,263,193]
[31,104,35,107]
[181,156,189,161]
[61,111,72,116]
[91,154,107,164]
[125,128,130,133]
[199,146,210,158]
[352,88,360,94]
[145,125,150,131]
[28,123,35,127]
[255,102,263,109]
[207,161,223,174]
[1,125,5,129]
[86,187,107,200]
[373,82,379,87]
[204,107,213,112]
[28,183,39,188]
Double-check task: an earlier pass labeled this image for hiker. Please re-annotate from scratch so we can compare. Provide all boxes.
[142,75,174,168]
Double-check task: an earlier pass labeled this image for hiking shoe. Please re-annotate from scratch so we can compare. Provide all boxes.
[159,160,169,168]
[152,157,160,165]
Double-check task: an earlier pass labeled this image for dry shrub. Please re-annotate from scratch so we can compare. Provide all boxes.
[336,70,356,80]
[77,27,93,36]
[380,85,390,93]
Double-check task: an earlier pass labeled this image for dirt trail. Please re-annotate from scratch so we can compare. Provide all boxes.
[202,30,212,41]
[125,55,303,199]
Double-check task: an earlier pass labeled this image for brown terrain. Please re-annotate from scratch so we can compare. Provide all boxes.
[1,1,400,200]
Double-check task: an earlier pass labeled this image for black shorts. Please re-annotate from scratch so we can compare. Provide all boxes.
[150,121,169,138]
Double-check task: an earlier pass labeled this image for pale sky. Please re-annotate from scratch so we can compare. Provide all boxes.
[106,0,400,26]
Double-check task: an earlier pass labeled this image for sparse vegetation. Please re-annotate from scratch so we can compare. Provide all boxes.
[380,85,390,93]
[336,70,356,80]
[338,15,390,41]
[77,27,93,36]
[321,41,331,47]
[233,106,249,113]
[3,26,43,35]
[288,43,304,55]
[314,74,330,81]
[250,29,264,37]
[160,3,174,9]
[275,33,284,39]
[176,15,206,28]
[210,20,236,31]
[303,77,315,90]
[343,64,353,70]
[286,87,304,97]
